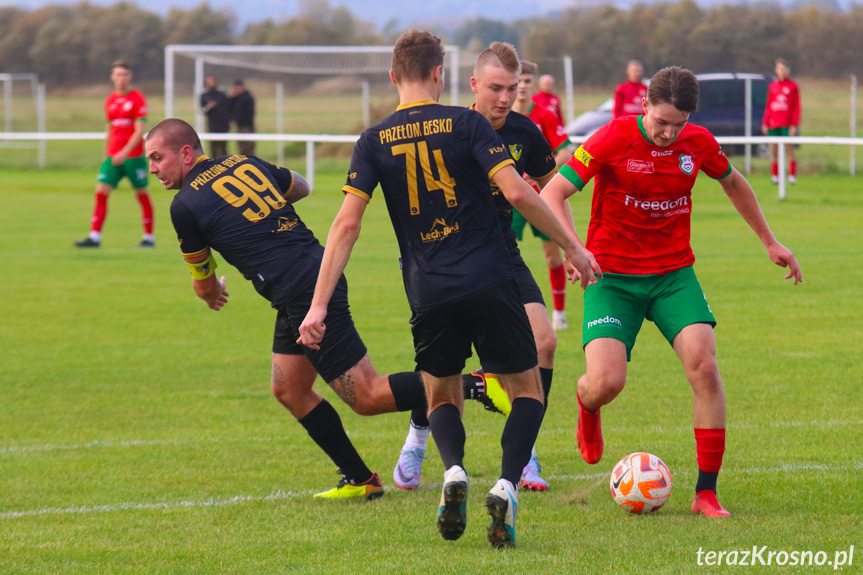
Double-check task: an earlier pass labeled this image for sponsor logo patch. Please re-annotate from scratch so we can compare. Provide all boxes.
[272,217,299,234]
[627,159,654,173]
[420,218,460,243]
[574,145,594,167]
[587,315,622,329]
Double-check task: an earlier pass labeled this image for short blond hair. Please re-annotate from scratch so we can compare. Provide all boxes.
[474,42,520,78]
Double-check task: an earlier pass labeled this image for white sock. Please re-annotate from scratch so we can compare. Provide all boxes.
[142,233,154,242]
[404,421,429,450]
[552,309,566,321]
[89,231,101,242]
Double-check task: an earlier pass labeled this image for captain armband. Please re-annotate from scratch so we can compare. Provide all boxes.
[186,254,217,280]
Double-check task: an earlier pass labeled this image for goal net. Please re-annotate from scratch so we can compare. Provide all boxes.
[164,44,465,139]
[0,73,47,164]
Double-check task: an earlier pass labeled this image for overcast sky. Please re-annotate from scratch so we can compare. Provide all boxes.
[3,0,579,28]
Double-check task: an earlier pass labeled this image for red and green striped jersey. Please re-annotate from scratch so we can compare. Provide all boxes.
[560,115,732,275]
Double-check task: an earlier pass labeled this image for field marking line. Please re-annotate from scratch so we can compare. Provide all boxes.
[2,462,859,521]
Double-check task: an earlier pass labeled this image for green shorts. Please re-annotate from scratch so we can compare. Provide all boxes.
[97,156,149,189]
[767,127,790,137]
[511,208,551,242]
[582,266,716,361]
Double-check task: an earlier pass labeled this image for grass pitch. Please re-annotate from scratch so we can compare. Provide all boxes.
[0,165,861,573]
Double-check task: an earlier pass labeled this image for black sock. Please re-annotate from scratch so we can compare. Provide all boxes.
[428,403,465,471]
[389,372,429,427]
[696,470,719,493]
[389,372,426,411]
[298,400,372,484]
[500,397,545,486]
[461,371,483,400]
[539,367,553,411]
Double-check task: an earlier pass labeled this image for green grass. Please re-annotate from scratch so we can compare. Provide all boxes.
[0,165,861,573]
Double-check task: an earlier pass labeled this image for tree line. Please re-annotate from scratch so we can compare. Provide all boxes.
[0,0,859,87]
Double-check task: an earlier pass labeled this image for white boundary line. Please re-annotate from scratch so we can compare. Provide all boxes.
[2,462,859,521]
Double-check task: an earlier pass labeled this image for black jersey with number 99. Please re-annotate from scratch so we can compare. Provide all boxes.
[170,154,323,308]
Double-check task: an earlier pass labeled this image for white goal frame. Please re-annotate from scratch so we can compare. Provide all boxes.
[164,44,461,128]
[0,73,47,167]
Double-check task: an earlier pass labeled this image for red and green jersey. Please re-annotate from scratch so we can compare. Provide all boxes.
[526,102,571,154]
[105,89,147,158]
[559,115,732,275]
[613,81,647,119]
[762,78,800,129]
[532,91,564,124]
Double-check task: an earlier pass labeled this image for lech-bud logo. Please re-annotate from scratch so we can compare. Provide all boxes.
[679,154,695,175]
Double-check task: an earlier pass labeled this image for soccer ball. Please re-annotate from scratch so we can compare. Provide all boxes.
[609,452,673,514]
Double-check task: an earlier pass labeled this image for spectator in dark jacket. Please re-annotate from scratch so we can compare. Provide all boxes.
[229,80,256,156]
[200,75,230,158]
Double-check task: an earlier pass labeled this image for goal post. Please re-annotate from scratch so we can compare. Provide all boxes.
[0,73,47,167]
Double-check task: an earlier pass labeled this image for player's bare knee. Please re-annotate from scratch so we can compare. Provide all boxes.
[330,370,392,416]
[271,379,297,411]
[345,381,382,416]
[582,371,625,404]
[687,355,722,392]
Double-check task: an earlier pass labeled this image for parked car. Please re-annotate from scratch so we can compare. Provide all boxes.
[566,73,770,156]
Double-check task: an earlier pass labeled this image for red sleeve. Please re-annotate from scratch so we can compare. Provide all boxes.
[698,131,732,180]
[791,83,801,126]
[539,108,571,152]
[761,85,771,126]
[559,125,608,189]
[612,85,624,119]
[134,92,148,121]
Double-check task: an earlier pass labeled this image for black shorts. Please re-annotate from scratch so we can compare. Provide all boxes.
[510,247,545,306]
[272,275,367,383]
[410,280,538,378]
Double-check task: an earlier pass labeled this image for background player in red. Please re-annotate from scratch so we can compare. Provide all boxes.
[761,59,801,184]
[75,60,154,248]
[541,66,802,518]
[513,60,574,331]
[613,59,647,119]
[533,73,564,125]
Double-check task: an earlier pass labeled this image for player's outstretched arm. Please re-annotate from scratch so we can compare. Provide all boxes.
[298,193,368,349]
[719,168,802,284]
[540,172,602,282]
[494,165,598,289]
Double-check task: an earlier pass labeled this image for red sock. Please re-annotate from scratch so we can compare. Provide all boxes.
[549,264,566,312]
[789,160,797,177]
[694,428,725,473]
[90,192,108,232]
[771,163,778,177]
[136,193,154,235]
